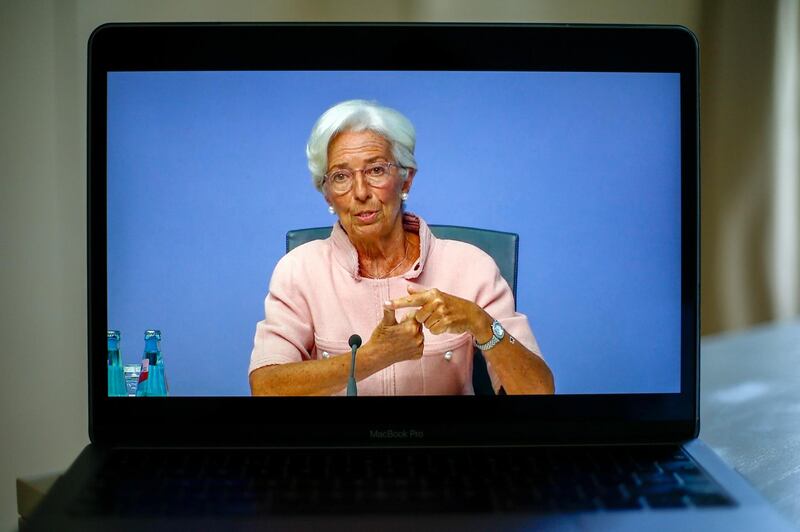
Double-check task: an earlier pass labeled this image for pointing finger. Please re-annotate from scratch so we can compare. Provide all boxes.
[386,291,433,310]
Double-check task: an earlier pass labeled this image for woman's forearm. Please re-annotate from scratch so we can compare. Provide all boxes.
[248,343,395,396]
[470,308,555,395]
[249,356,349,396]
[482,340,555,394]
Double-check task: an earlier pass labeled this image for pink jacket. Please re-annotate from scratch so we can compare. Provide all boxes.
[249,214,542,395]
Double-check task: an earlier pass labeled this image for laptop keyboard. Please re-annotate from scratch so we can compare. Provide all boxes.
[72,446,734,516]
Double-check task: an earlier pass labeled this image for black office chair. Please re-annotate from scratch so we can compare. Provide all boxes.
[286,225,519,396]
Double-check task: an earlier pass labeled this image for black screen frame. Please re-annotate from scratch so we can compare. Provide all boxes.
[88,23,699,446]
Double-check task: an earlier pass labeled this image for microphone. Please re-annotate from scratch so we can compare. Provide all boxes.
[347,334,362,397]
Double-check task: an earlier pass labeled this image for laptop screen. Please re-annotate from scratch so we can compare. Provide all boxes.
[106,69,681,397]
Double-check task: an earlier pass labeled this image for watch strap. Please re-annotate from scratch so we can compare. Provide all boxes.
[474,319,504,351]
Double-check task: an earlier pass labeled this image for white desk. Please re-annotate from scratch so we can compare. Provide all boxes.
[700,319,800,527]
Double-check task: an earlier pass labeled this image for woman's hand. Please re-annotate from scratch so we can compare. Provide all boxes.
[363,306,425,365]
[386,285,493,339]
[251,306,424,397]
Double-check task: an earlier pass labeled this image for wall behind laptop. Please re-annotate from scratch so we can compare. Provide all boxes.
[13,0,772,529]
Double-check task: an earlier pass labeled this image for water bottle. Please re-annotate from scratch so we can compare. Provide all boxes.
[150,329,169,395]
[136,329,167,396]
[107,330,127,396]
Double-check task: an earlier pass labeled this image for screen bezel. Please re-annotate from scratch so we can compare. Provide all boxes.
[88,23,699,446]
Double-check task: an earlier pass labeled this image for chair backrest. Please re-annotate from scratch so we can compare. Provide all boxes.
[285,224,520,396]
[286,225,519,301]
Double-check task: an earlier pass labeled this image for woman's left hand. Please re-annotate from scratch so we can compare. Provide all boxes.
[389,285,555,394]
[385,284,492,337]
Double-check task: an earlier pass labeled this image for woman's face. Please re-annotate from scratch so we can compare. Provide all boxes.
[324,130,414,244]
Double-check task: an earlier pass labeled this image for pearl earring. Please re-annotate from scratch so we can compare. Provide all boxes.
[401,192,409,201]
[328,206,335,214]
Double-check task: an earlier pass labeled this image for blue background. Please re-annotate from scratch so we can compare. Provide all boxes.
[107,71,682,396]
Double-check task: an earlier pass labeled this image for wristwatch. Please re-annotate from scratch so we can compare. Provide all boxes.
[474,319,505,351]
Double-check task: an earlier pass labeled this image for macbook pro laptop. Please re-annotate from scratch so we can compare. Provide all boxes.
[27,23,795,531]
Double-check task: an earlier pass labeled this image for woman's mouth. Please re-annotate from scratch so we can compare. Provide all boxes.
[354,210,379,223]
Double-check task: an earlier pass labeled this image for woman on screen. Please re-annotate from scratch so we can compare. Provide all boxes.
[248,100,554,396]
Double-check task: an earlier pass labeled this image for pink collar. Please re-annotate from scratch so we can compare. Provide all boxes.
[330,212,432,281]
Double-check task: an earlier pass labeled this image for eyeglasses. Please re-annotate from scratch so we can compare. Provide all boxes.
[323,162,403,194]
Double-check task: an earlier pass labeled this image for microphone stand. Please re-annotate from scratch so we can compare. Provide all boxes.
[347,334,361,397]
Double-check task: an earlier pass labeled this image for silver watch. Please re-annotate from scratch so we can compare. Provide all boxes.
[474,319,505,351]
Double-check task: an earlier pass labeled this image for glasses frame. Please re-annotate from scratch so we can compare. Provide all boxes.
[322,162,405,195]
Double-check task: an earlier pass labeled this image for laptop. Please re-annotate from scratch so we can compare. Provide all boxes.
[26,23,795,531]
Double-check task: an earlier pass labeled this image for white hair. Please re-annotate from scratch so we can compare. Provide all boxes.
[306,100,417,192]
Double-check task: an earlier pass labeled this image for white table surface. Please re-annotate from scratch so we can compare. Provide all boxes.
[700,319,800,527]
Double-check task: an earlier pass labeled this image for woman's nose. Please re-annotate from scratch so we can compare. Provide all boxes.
[352,173,371,200]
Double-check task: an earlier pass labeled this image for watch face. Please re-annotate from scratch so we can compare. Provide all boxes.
[492,321,504,338]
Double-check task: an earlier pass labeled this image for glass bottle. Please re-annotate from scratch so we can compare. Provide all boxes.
[136,329,167,396]
[107,330,127,397]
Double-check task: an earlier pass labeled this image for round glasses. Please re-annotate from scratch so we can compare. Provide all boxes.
[323,162,403,194]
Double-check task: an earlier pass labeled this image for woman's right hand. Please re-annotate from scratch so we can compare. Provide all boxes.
[250,307,424,396]
[364,307,424,365]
